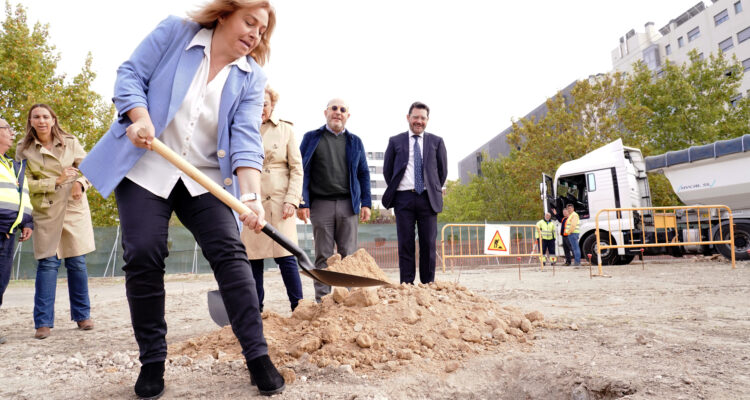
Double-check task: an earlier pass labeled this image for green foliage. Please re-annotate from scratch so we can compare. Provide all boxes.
[0,2,116,226]
[444,51,750,220]
[622,50,750,155]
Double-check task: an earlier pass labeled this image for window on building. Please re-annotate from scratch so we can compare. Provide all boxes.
[738,26,750,43]
[715,9,729,25]
[687,27,701,42]
[369,166,376,173]
[698,52,705,61]
[743,57,750,71]
[719,37,735,52]
[678,36,685,47]
[735,1,743,14]
[665,44,672,55]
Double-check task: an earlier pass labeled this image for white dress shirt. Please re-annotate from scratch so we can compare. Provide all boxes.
[126,28,252,198]
[397,130,426,191]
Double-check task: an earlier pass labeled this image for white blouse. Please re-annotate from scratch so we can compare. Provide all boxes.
[126,28,252,198]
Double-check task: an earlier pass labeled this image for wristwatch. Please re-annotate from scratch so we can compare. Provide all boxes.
[240,193,259,202]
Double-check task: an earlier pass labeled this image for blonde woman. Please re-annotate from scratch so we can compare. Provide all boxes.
[16,104,95,341]
[242,86,303,312]
[79,1,284,397]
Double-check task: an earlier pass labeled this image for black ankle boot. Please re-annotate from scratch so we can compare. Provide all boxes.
[135,361,165,399]
[246,355,285,396]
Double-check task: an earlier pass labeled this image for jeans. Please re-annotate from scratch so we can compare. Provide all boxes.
[250,256,303,312]
[33,255,91,328]
[0,232,16,308]
[568,233,581,264]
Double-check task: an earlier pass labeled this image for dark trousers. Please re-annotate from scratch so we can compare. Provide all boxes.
[394,191,437,284]
[115,178,266,364]
[0,232,16,307]
[562,235,572,264]
[541,238,556,258]
[249,256,303,312]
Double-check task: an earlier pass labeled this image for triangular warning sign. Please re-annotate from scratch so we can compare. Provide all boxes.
[487,231,507,251]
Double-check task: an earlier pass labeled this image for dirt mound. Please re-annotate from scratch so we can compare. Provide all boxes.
[169,281,542,378]
[324,248,391,283]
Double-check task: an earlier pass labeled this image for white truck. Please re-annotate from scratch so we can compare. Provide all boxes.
[540,135,750,264]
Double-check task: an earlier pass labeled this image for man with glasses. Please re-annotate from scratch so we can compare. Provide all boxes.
[298,99,371,302]
[0,119,34,344]
[382,102,447,284]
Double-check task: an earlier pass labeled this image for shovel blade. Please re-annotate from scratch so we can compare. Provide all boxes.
[207,290,231,327]
[305,268,389,287]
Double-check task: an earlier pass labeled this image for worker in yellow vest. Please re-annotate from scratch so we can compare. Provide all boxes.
[564,203,581,266]
[0,118,33,344]
[535,212,557,266]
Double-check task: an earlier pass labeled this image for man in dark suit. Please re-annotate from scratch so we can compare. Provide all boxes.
[382,102,447,284]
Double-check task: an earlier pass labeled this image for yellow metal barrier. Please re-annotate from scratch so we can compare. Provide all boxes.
[440,224,545,279]
[594,205,736,277]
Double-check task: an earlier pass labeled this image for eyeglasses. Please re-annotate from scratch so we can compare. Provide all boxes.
[0,126,9,130]
[328,105,347,113]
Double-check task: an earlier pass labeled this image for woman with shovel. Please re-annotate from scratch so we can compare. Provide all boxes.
[79,1,284,398]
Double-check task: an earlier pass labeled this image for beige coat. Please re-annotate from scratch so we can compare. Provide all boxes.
[241,116,303,259]
[17,135,95,259]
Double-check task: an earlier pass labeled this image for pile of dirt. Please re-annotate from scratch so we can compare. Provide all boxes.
[324,248,391,283]
[169,249,544,383]
[170,281,544,380]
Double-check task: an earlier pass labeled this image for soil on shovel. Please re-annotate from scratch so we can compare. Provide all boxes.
[169,250,544,384]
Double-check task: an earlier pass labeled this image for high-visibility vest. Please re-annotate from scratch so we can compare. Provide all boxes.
[564,211,580,235]
[535,219,556,240]
[0,155,32,234]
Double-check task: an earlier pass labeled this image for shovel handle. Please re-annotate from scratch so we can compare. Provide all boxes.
[150,139,316,278]
[150,139,264,225]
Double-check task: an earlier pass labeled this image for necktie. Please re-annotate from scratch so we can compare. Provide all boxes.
[413,135,424,194]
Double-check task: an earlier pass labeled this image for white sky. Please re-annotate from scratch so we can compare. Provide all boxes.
[20,0,701,180]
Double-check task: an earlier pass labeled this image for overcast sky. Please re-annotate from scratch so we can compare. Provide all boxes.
[20,0,701,180]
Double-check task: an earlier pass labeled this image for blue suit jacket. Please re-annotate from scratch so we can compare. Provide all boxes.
[80,16,267,198]
[298,126,371,214]
[382,132,448,213]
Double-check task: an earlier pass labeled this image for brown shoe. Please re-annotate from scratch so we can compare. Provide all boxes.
[35,327,51,339]
[77,319,94,330]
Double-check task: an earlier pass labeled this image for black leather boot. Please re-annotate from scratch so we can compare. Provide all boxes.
[134,361,165,399]
[246,354,285,396]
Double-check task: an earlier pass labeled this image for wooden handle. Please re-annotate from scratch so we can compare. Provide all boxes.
[150,139,262,224]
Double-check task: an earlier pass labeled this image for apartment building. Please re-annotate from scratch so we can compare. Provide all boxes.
[612,0,750,97]
[366,150,387,212]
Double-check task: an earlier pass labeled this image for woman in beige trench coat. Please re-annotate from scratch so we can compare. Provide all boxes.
[17,104,95,340]
[241,86,303,311]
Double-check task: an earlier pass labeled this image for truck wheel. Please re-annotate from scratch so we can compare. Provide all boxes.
[714,223,750,261]
[582,234,619,265]
[614,255,635,265]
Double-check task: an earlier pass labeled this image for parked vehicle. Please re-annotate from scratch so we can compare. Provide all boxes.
[540,135,750,264]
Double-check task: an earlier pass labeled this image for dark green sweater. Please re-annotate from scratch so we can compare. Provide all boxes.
[310,130,350,200]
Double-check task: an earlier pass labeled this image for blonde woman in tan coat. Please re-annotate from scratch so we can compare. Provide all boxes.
[241,86,303,311]
[17,104,95,340]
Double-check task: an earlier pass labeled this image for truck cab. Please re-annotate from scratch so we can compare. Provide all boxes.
[541,139,650,264]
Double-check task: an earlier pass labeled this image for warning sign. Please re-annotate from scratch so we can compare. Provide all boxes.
[487,231,507,251]
[484,224,511,255]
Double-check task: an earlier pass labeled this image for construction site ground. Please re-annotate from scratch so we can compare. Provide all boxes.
[0,258,748,399]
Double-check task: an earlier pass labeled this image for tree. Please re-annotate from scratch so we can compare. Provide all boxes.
[0,2,116,226]
[444,51,750,221]
[622,50,750,155]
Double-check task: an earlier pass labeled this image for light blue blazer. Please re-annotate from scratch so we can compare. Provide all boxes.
[80,16,267,198]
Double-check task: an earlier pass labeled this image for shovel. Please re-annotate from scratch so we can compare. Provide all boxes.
[149,139,389,326]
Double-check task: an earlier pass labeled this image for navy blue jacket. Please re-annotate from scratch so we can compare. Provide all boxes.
[382,132,448,213]
[299,126,371,214]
